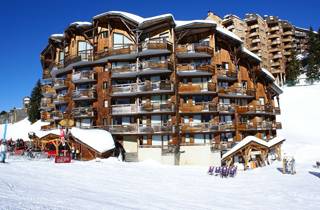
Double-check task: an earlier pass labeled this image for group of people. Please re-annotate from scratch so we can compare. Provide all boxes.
[283,156,296,175]
[207,166,237,178]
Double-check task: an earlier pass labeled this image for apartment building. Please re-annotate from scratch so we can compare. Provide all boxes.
[40,11,283,167]
[222,13,311,86]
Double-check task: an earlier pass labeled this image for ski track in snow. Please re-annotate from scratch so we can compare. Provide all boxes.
[1,85,320,210]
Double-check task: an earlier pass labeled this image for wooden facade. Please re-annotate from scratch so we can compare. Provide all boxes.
[40,11,283,164]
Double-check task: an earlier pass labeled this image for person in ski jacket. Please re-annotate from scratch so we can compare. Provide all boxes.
[0,141,7,163]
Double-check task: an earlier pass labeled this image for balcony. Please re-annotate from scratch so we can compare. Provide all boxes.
[218,104,235,113]
[138,123,174,134]
[180,102,217,113]
[275,122,282,129]
[53,78,67,90]
[139,61,172,75]
[180,122,219,133]
[52,111,64,120]
[41,85,56,97]
[270,26,280,31]
[40,98,55,111]
[72,107,95,118]
[282,37,293,43]
[176,43,213,58]
[64,49,93,67]
[138,102,175,113]
[137,80,173,94]
[111,104,137,115]
[284,31,294,36]
[252,38,261,43]
[72,71,96,84]
[111,83,137,96]
[179,82,216,95]
[111,64,137,78]
[107,44,138,61]
[218,87,256,98]
[105,124,138,134]
[237,121,274,131]
[41,111,53,122]
[140,38,173,56]
[236,105,279,115]
[218,122,236,131]
[270,40,281,45]
[217,69,237,81]
[176,63,214,76]
[53,94,68,105]
[43,68,51,79]
[273,54,282,59]
[72,89,96,101]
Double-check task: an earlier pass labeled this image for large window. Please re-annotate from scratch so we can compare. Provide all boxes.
[78,41,93,54]
[113,33,132,49]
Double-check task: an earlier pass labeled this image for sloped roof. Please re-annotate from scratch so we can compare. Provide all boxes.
[222,135,285,160]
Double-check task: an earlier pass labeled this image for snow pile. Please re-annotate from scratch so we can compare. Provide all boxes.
[71,127,115,153]
[278,84,320,163]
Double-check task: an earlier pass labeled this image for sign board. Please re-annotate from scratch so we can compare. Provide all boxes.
[55,155,71,163]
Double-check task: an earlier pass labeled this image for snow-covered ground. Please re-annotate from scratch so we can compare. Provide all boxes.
[1,84,320,210]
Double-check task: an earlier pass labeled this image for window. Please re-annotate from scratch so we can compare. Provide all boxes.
[113,33,132,49]
[103,82,108,89]
[101,31,108,39]
[104,100,108,108]
[259,97,265,105]
[221,132,233,142]
[59,51,64,63]
[78,41,93,54]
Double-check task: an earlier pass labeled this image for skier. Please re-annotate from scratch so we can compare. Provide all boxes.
[0,141,7,163]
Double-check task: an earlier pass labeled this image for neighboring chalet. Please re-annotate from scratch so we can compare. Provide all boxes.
[40,11,284,167]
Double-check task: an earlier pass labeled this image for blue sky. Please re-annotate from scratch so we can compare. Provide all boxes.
[0,0,319,111]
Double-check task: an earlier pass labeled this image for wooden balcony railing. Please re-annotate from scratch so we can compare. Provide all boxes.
[236,105,280,115]
[180,102,217,113]
[140,61,173,71]
[41,111,53,121]
[72,107,95,118]
[218,104,235,113]
[179,82,215,93]
[53,94,68,104]
[41,85,56,96]
[176,43,214,55]
[111,104,137,115]
[112,83,137,94]
[53,78,67,89]
[217,68,237,80]
[72,71,96,83]
[111,64,137,74]
[218,87,256,97]
[180,122,219,133]
[105,124,138,134]
[109,44,137,56]
[137,80,173,92]
[176,63,214,73]
[64,49,93,66]
[138,123,174,133]
[138,102,175,113]
[237,121,281,130]
[72,89,96,100]
[52,111,64,120]
[141,38,173,51]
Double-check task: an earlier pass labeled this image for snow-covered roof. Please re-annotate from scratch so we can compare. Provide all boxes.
[261,68,276,81]
[93,11,144,24]
[242,47,261,61]
[71,127,115,153]
[271,82,284,95]
[216,26,243,43]
[175,19,216,30]
[69,21,92,28]
[222,135,285,160]
[0,118,50,141]
[49,34,64,42]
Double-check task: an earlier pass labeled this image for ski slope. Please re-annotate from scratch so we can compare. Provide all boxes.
[0,85,320,210]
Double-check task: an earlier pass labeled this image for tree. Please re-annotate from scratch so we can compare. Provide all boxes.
[28,80,42,123]
[306,27,320,84]
[285,49,301,86]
